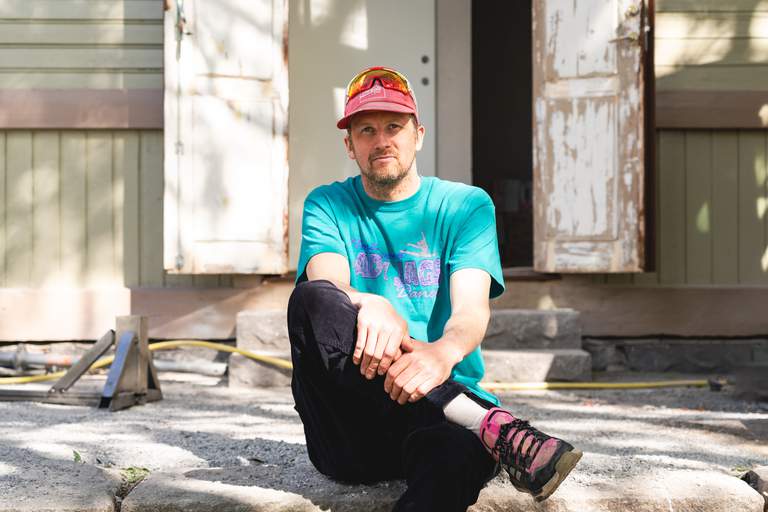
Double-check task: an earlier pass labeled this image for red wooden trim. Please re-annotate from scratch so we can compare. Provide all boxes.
[0,89,163,129]
[656,90,768,129]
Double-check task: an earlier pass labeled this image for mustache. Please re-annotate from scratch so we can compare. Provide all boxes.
[369,151,398,162]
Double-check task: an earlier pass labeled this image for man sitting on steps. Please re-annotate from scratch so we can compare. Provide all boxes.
[288,66,582,511]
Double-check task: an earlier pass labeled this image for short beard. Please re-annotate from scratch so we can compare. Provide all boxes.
[360,156,414,197]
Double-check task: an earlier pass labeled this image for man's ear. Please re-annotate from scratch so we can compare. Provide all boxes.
[344,134,356,160]
[415,124,425,151]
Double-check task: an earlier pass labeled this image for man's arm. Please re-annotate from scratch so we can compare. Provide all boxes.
[384,268,492,404]
[306,252,408,378]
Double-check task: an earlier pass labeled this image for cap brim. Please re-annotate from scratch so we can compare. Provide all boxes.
[337,102,417,129]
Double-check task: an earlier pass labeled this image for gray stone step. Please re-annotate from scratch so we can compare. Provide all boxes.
[236,309,583,352]
[120,465,764,512]
[237,310,289,353]
[483,309,583,350]
[483,349,592,383]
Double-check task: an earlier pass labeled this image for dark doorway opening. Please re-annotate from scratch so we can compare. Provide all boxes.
[471,0,533,268]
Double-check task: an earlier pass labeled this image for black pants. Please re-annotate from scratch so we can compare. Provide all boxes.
[287,280,498,512]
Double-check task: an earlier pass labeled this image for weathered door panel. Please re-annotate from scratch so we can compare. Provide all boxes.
[164,0,288,274]
[533,0,646,272]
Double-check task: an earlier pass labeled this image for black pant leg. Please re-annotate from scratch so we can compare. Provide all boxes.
[395,422,499,512]
[288,279,496,504]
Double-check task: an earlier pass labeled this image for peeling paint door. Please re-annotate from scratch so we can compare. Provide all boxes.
[163,0,288,274]
[532,0,647,272]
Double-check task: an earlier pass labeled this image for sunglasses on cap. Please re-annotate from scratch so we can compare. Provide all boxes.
[345,66,414,102]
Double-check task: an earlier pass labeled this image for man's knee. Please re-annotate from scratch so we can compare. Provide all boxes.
[289,280,345,324]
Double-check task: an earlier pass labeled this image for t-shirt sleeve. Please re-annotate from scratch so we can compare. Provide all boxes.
[447,188,505,298]
[296,188,347,284]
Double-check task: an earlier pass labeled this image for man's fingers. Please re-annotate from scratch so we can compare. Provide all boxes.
[396,371,432,405]
[390,364,420,401]
[377,330,402,375]
[408,378,438,403]
[353,322,367,365]
[384,355,409,394]
[360,327,377,375]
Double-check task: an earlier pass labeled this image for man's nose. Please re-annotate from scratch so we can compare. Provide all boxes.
[373,131,391,148]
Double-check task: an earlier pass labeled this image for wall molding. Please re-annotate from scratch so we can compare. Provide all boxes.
[0,89,162,129]
[656,90,768,129]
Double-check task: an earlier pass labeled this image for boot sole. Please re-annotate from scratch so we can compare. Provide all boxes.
[533,449,582,502]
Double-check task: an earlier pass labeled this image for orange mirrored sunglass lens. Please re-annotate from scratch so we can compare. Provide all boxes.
[346,68,411,99]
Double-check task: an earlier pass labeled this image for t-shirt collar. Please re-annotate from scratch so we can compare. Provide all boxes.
[354,174,428,212]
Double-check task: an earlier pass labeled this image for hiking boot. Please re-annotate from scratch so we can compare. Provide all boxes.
[479,407,582,502]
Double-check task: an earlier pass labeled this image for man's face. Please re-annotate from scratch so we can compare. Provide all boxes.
[344,111,425,188]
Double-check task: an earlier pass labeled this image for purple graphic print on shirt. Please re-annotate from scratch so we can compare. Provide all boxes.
[352,233,440,299]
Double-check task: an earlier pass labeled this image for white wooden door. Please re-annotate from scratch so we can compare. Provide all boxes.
[532,0,647,272]
[164,0,288,274]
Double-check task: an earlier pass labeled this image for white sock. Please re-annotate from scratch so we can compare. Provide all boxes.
[442,393,490,435]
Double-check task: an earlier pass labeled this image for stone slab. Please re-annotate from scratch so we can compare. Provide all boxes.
[483,349,592,382]
[237,310,289,353]
[229,352,292,388]
[236,309,584,354]
[483,309,582,350]
[0,461,121,512]
[121,465,763,512]
[742,465,768,512]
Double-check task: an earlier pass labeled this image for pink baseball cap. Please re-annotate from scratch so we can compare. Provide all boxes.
[337,66,419,129]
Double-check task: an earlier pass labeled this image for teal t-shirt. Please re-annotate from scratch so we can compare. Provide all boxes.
[296,175,504,405]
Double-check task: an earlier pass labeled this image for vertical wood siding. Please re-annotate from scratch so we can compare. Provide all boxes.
[597,130,768,286]
[0,130,232,288]
[0,0,163,89]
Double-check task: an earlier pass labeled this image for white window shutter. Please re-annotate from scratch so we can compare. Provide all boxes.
[532,0,647,272]
[164,0,288,274]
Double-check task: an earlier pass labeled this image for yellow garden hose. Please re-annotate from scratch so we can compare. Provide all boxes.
[0,341,719,391]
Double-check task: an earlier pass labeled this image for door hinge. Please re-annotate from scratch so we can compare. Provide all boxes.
[175,141,184,155]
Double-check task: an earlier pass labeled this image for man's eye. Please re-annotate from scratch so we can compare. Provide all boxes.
[388,124,401,131]
[361,127,374,134]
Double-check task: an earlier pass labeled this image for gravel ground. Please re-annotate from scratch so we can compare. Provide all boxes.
[1,371,767,498]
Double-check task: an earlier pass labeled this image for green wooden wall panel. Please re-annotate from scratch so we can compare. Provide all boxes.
[711,132,739,284]
[659,131,687,284]
[31,131,61,286]
[0,134,5,287]
[684,131,713,284]
[138,131,165,287]
[86,133,117,285]
[116,131,140,288]
[5,132,33,287]
[737,131,768,284]
[60,132,87,286]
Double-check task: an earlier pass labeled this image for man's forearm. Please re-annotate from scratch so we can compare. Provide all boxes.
[433,308,491,366]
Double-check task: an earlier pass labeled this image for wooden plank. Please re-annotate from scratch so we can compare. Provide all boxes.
[634,131,662,286]
[0,90,163,130]
[116,131,141,288]
[0,49,162,69]
[656,39,768,67]
[0,72,162,89]
[684,131,713,284]
[31,132,61,286]
[85,132,115,286]
[657,0,768,12]
[0,1,162,20]
[5,132,34,287]
[656,13,768,39]
[658,131,686,285]
[656,90,768,129]
[60,132,87,286]
[0,23,163,45]
[604,274,633,285]
[139,131,164,286]
[0,134,5,287]
[737,131,768,284]
[711,132,739,284]
[656,66,768,92]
